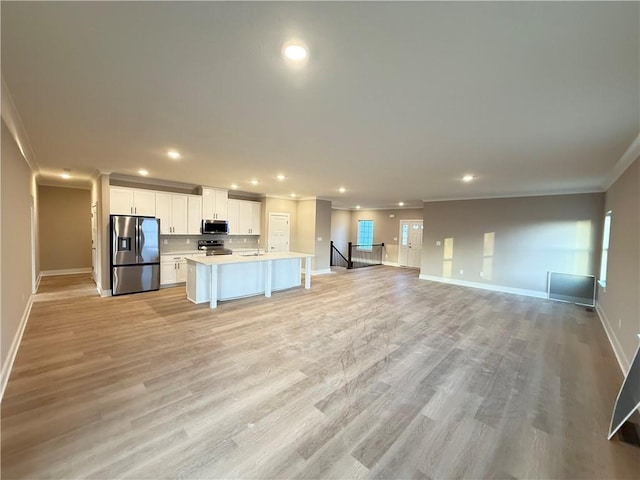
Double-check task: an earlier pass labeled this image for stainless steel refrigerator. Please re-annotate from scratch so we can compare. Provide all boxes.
[110,215,160,295]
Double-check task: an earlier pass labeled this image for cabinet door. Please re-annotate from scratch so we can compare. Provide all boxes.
[171,194,188,234]
[227,199,240,234]
[238,201,252,234]
[214,189,228,220]
[133,190,156,216]
[250,202,261,235]
[176,258,188,283]
[155,193,172,234]
[202,188,214,219]
[110,187,134,215]
[188,195,203,235]
[160,261,177,285]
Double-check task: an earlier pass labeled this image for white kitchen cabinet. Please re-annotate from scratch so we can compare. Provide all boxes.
[156,193,188,235]
[110,187,156,216]
[202,187,228,220]
[228,199,261,235]
[188,195,203,235]
[160,255,188,285]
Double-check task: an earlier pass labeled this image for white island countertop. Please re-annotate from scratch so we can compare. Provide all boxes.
[185,252,313,308]
[186,251,312,266]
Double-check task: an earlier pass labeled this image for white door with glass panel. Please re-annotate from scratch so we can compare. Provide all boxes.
[268,213,290,253]
[398,220,423,268]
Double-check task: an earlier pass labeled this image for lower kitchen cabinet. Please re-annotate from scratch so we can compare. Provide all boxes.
[160,255,187,285]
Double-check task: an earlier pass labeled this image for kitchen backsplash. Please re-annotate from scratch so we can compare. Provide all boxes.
[160,235,262,253]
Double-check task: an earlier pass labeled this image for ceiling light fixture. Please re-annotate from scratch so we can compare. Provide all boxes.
[398,202,405,206]
[338,187,346,193]
[230,183,239,190]
[356,205,361,210]
[167,150,181,159]
[462,174,474,182]
[138,169,149,176]
[290,193,297,198]
[277,174,286,181]
[250,179,259,186]
[60,173,71,179]
[283,44,308,61]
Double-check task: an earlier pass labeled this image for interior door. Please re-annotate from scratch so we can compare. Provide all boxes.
[268,213,290,253]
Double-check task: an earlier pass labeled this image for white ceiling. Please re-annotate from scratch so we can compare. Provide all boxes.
[2,2,638,208]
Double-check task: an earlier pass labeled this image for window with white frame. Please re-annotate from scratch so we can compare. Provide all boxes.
[599,211,612,286]
[357,220,374,251]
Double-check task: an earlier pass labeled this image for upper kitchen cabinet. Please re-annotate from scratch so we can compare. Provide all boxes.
[156,193,188,235]
[187,195,203,235]
[228,199,261,235]
[110,187,156,216]
[201,187,228,220]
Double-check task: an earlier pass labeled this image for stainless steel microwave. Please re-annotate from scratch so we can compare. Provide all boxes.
[201,219,229,235]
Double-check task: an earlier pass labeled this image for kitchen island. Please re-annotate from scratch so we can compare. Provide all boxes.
[185,252,312,308]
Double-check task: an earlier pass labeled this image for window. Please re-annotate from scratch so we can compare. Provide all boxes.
[401,224,409,246]
[357,220,374,251]
[599,211,612,286]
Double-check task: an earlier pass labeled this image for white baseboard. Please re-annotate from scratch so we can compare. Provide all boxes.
[418,274,548,299]
[595,303,629,374]
[35,272,42,292]
[40,268,92,277]
[311,268,333,275]
[382,261,400,267]
[1,294,34,401]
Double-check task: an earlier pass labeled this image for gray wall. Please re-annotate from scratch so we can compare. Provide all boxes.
[1,120,35,378]
[420,193,605,294]
[314,199,332,272]
[598,157,639,371]
[331,209,351,255]
[38,186,92,271]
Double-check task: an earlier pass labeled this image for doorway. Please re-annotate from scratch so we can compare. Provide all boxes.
[398,220,423,268]
[268,213,290,253]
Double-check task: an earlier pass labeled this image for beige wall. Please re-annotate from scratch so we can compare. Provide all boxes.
[598,158,639,371]
[38,186,92,271]
[314,200,332,272]
[350,208,424,264]
[1,119,35,378]
[331,209,351,255]
[420,193,605,293]
[296,199,316,265]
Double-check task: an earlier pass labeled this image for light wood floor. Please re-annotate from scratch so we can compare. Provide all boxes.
[2,268,638,479]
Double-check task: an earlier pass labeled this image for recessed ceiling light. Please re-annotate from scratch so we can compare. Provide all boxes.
[290,193,297,198]
[250,179,259,186]
[138,169,149,176]
[167,150,181,159]
[60,173,71,179]
[338,187,346,193]
[277,174,286,181]
[283,44,308,61]
[462,174,474,182]
[230,183,239,190]
[398,202,405,207]
[356,205,361,209]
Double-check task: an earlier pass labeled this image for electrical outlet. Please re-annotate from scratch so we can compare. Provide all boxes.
[459,269,464,275]
[163,239,168,245]
[479,271,484,278]
[186,239,190,244]
[436,241,441,246]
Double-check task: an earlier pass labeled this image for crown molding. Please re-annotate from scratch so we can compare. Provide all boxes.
[1,76,40,172]
[602,133,640,191]
[422,188,604,203]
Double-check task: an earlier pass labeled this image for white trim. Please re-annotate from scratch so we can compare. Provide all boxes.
[97,284,112,297]
[382,261,400,267]
[603,133,640,191]
[422,188,604,203]
[35,272,42,292]
[1,76,39,171]
[595,302,629,374]
[40,268,92,277]
[1,295,33,401]
[418,274,547,299]
[312,268,333,275]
